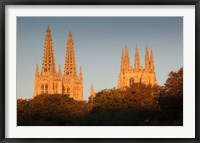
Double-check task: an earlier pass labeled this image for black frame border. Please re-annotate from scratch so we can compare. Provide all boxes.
[1,0,200,143]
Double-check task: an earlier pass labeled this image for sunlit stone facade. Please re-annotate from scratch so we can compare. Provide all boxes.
[33,26,83,101]
[118,46,157,89]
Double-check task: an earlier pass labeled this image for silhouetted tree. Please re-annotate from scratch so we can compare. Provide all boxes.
[158,67,183,125]
[17,94,89,126]
[85,84,161,126]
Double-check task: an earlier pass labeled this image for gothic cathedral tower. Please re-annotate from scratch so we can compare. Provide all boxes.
[34,26,62,97]
[118,46,157,89]
[63,32,83,101]
[33,26,83,101]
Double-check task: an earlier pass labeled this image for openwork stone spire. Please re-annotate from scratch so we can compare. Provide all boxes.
[134,47,140,70]
[58,64,62,76]
[34,26,63,97]
[145,46,150,70]
[41,25,56,74]
[35,63,39,77]
[64,31,77,77]
[149,48,155,72]
[124,47,130,71]
[62,31,83,101]
[120,48,125,72]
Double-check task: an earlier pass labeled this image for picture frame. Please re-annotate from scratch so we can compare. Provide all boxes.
[1,0,200,142]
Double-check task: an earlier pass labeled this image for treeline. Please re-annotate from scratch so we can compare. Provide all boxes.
[17,67,183,126]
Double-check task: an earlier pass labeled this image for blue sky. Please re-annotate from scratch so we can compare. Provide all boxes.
[17,17,183,100]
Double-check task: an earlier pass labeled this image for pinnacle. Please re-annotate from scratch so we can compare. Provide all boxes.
[46,25,51,33]
[91,83,94,91]
[59,64,62,72]
[90,83,95,98]
[36,63,38,68]
[69,31,72,37]
[35,63,39,71]
[150,48,153,58]
[134,46,140,69]
[120,48,125,72]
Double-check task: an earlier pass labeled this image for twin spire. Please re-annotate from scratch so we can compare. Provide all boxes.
[41,25,56,74]
[120,47,131,72]
[34,25,83,99]
[40,26,82,78]
[145,46,155,72]
[134,47,140,70]
[149,48,155,72]
[64,31,77,77]
[120,45,155,72]
[145,47,150,70]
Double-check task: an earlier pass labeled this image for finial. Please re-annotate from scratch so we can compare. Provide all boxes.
[69,31,72,36]
[90,83,95,97]
[125,46,128,53]
[35,63,39,76]
[80,66,82,73]
[122,47,124,53]
[145,45,149,52]
[36,63,39,70]
[91,83,94,90]
[47,25,50,32]
[150,48,153,58]
[135,45,138,52]
[146,43,148,49]
[59,64,62,72]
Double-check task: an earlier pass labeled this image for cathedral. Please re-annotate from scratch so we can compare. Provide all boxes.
[33,26,83,101]
[118,46,157,89]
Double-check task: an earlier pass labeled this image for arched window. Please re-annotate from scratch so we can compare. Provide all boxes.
[54,83,56,93]
[67,87,70,94]
[55,83,58,93]
[130,78,134,86]
[45,85,48,94]
[41,85,44,94]
[62,87,65,94]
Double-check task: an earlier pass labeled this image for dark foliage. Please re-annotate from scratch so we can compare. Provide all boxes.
[157,67,183,125]
[17,68,183,126]
[17,94,88,126]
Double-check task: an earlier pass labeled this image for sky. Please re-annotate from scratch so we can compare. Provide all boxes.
[17,17,183,100]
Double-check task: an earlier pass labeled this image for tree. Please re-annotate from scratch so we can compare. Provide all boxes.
[17,94,89,126]
[158,67,183,125]
[85,84,161,126]
[162,67,183,97]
